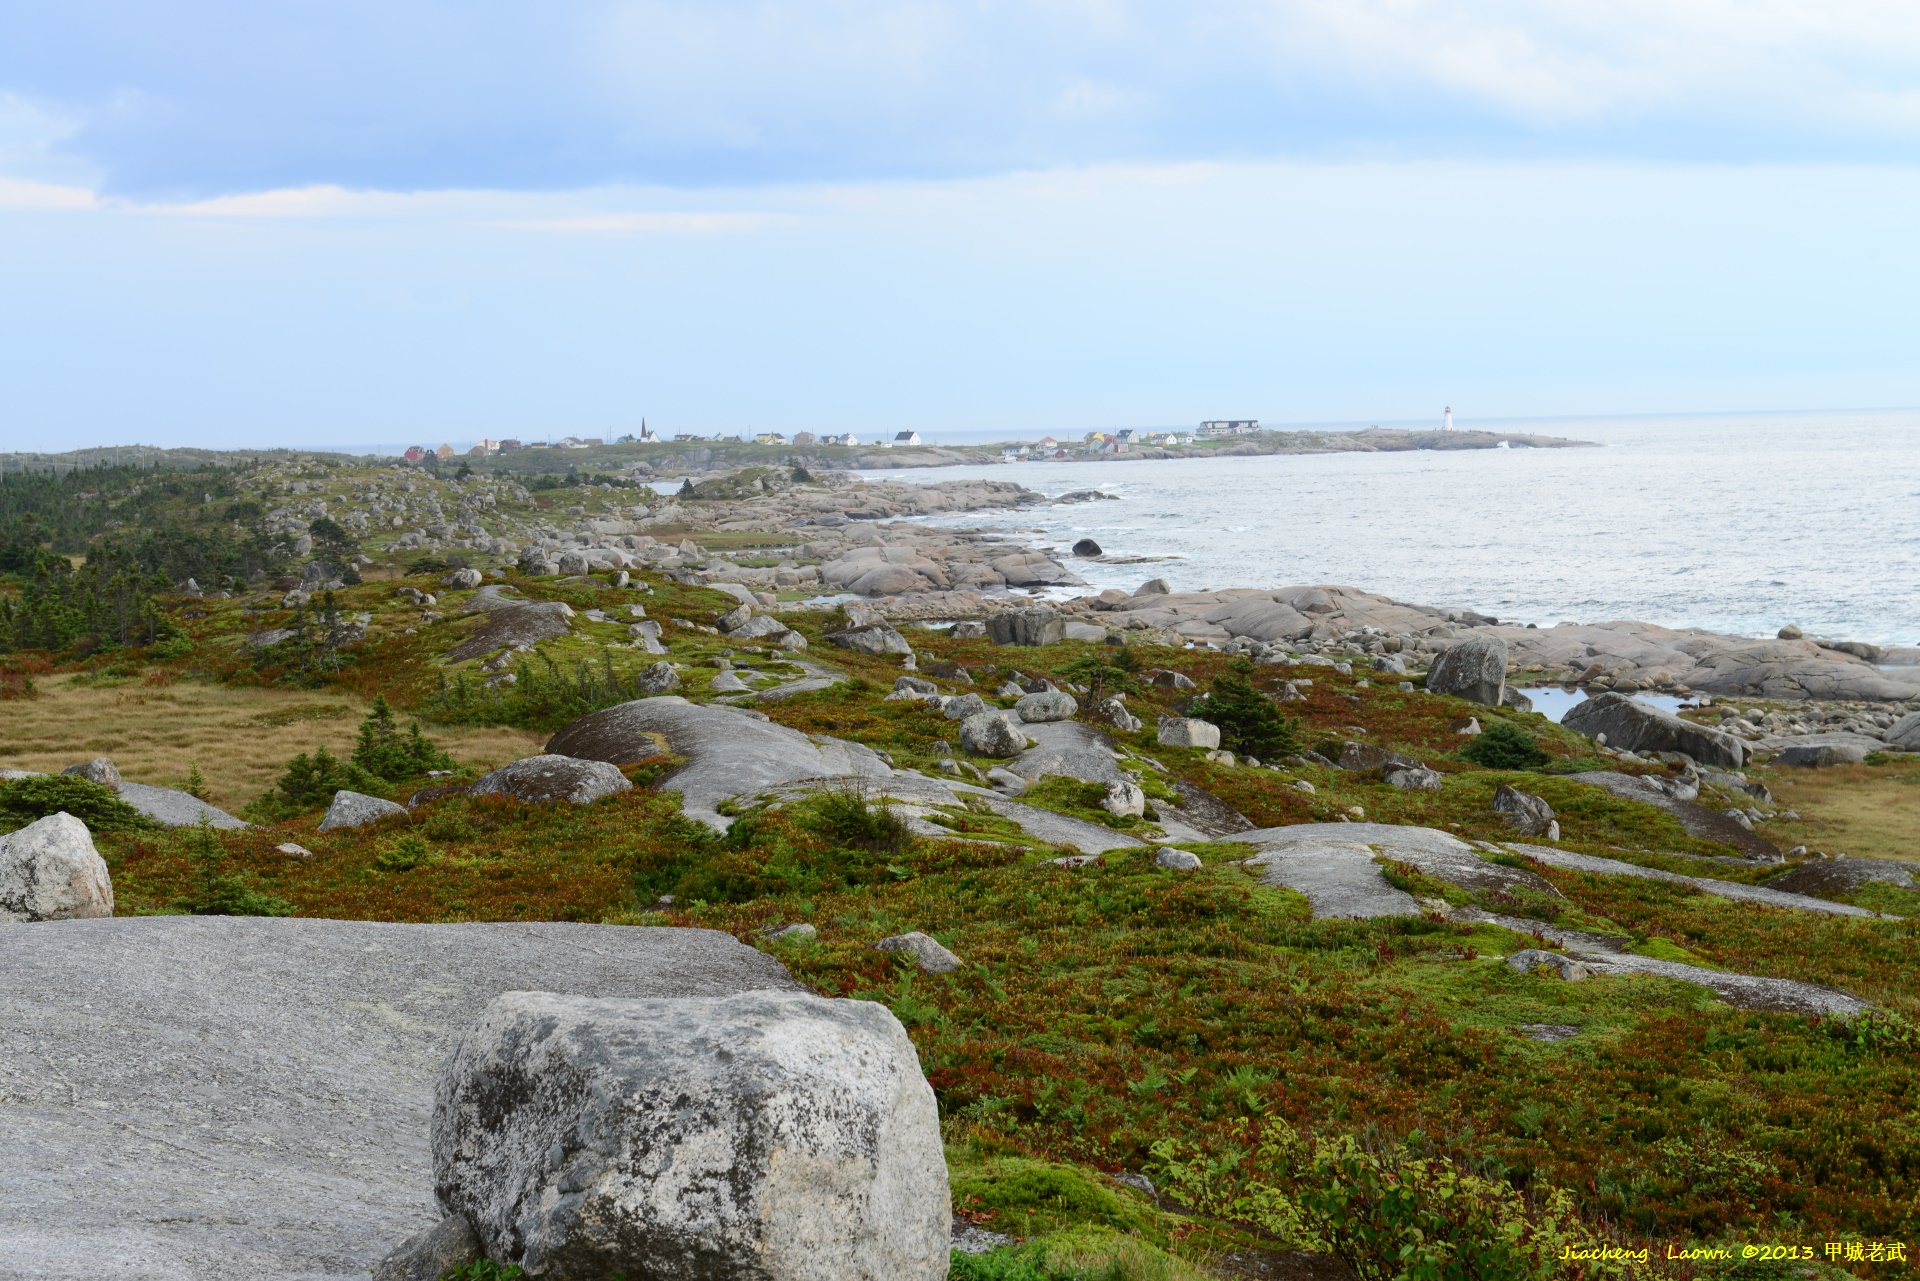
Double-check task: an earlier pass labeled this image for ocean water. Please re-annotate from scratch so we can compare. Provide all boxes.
[863,409,1920,646]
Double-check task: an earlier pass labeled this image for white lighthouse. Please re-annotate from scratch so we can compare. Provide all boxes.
[1443,405,1453,431]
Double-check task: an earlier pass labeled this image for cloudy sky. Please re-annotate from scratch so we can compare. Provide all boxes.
[4,1,1919,447]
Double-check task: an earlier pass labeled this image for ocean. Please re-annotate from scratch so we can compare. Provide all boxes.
[862,409,1920,646]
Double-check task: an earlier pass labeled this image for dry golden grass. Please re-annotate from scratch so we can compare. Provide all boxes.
[0,676,546,813]
[1761,761,1920,862]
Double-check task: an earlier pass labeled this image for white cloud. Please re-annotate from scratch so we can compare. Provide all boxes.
[0,176,95,209]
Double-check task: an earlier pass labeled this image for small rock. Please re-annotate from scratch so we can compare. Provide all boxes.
[1102,779,1146,818]
[985,767,1029,795]
[1386,767,1445,792]
[60,757,124,791]
[1450,717,1482,736]
[716,603,754,633]
[1156,716,1221,749]
[0,813,114,923]
[764,922,817,943]
[1723,807,1755,831]
[960,712,1030,758]
[318,790,408,832]
[1492,784,1556,837]
[894,675,939,696]
[1778,624,1804,640]
[1288,779,1316,794]
[635,661,681,695]
[875,930,962,974]
[1134,578,1171,595]
[950,621,987,639]
[1204,749,1236,766]
[371,1212,483,1281]
[943,693,988,721]
[709,671,751,693]
[275,842,314,861]
[1071,538,1103,557]
[1154,848,1202,871]
[1506,949,1590,981]
[1087,697,1142,732]
[443,568,484,590]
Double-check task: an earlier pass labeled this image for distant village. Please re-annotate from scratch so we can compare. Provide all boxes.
[399,419,1263,463]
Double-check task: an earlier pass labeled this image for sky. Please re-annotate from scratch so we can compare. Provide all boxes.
[4,1,1920,450]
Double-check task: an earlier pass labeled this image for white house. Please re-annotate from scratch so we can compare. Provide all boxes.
[893,431,922,446]
[1197,420,1259,438]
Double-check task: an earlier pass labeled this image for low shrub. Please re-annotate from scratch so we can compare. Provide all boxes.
[1460,721,1550,770]
[183,818,295,917]
[0,774,154,835]
[1153,1120,1632,1281]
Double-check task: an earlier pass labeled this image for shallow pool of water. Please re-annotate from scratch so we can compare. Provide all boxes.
[1519,687,1688,725]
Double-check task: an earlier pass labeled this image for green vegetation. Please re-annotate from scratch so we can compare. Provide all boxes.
[1461,720,1552,770]
[0,774,155,835]
[19,451,1920,1274]
[1185,661,1300,759]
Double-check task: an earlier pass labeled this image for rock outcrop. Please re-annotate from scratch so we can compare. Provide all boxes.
[545,697,891,828]
[433,989,949,1281]
[0,813,114,923]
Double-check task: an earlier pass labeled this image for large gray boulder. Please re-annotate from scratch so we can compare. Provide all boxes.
[959,711,1030,758]
[1777,742,1869,768]
[1562,692,1747,768]
[826,624,914,656]
[0,813,113,923]
[634,660,681,695]
[0,917,798,1281]
[1426,636,1508,706]
[319,789,409,831]
[943,692,988,720]
[433,990,949,1281]
[1015,690,1078,723]
[1887,711,1920,752]
[987,608,1067,647]
[1492,784,1557,838]
[468,755,633,806]
[545,697,892,829]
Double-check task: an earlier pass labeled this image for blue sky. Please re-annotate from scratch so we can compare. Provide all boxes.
[4,2,1920,448]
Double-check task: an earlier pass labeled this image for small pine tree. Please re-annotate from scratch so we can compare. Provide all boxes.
[185,759,207,800]
[1461,720,1551,770]
[1190,662,1301,759]
[350,695,455,781]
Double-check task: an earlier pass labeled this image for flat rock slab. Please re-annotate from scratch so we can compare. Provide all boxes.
[1503,843,1886,918]
[0,917,798,1281]
[974,796,1144,855]
[1240,823,1435,918]
[1565,771,1778,859]
[545,696,891,829]
[1768,859,1915,898]
[444,601,574,664]
[1456,908,1867,1016]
